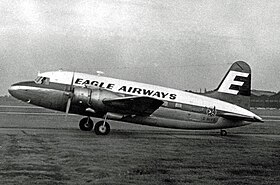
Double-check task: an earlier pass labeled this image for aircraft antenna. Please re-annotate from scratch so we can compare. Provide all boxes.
[97,71,104,76]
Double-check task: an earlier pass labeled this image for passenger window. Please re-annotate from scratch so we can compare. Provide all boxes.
[175,103,182,109]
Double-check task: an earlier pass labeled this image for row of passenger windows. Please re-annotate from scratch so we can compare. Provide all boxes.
[162,101,208,115]
[251,99,279,103]
[162,101,183,109]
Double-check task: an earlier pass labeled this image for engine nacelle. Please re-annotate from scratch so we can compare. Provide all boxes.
[90,88,120,112]
[71,87,120,113]
[71,87,91,106]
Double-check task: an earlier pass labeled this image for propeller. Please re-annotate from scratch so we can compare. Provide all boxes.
[65,72,75,119]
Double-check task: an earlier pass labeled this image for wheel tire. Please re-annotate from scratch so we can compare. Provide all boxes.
[94,121,110,135]
[220,130,227,136]
[79,117,94,131]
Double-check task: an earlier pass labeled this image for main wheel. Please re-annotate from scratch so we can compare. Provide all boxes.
[79,117,94,131]
[94,121,110,135]
[220,129,227,136]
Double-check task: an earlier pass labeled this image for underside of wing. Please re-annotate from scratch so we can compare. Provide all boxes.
[103,96,164,116]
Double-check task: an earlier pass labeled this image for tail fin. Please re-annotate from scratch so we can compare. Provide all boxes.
[205,61,251,109]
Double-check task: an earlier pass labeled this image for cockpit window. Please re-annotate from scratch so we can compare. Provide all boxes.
[34,76,43,84]
[34,76,50,85]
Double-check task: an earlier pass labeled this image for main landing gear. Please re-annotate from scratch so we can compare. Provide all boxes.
[79,117,93,131]
[94,121,110,135]
[220,129,227,136]
[79,116,110,135]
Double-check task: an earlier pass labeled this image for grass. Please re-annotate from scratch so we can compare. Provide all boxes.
[0,108,279,184]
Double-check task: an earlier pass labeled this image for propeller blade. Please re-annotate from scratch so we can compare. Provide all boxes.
[69,72,75,92]
[65,97,71,119]
[65,72,75,119]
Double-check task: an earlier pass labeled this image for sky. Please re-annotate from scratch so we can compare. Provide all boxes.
[1,0,280,95]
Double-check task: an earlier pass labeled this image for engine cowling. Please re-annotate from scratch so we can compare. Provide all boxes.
[71,87,120,113]
[90,88,121,112]
[71,87,91,106]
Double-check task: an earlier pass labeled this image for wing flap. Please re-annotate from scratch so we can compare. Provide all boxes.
[103,96,164,116]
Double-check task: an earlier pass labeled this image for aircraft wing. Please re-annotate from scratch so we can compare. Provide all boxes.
[103,96,164,116]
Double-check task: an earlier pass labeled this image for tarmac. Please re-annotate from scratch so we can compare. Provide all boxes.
[0,106,279,185]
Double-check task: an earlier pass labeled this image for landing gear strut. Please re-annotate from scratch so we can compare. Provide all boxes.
[79,117,94,131]
[220,129,227,136]
[94,113,110,135]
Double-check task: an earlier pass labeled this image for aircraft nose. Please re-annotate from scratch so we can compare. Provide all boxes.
[8,82,32,102]
[8,83,23,99]
[8,84,18,97]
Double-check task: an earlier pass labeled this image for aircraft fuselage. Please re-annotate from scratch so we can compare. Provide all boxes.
[9,70,262,131]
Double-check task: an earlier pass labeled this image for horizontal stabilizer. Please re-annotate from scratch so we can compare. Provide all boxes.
[103,96,163,116]
[218,112,263,122]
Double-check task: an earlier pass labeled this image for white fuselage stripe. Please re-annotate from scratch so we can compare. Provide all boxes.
[40,71,260,119]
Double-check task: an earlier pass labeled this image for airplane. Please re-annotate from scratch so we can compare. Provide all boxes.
[8,61,263,136]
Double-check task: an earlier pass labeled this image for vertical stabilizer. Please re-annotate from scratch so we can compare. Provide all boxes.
[204,61,251,109]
